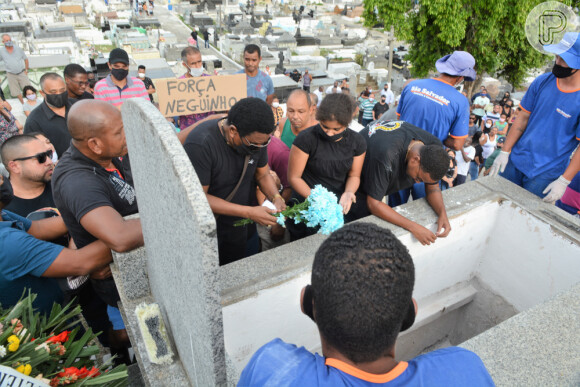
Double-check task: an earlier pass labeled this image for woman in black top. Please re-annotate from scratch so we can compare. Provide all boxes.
[288,93,367,240]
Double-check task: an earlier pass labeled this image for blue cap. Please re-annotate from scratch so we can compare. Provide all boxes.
[435,51,476,82]
[544,32,580,69]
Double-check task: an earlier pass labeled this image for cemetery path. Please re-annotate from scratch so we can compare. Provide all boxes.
[155,6,242,71]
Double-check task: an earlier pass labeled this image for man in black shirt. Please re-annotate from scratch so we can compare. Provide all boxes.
[137,65,155,103]
[52,100,143,363]
[23,73,72,156]
[64,64,94,102]
[372,95,389,121]
[1,134,113,348]
[184,98,285,265]
[360,120,452,245]
[290,69,301,83]
[1,135,55,217]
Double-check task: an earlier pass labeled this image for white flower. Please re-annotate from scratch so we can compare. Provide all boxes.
[0,345,6,358]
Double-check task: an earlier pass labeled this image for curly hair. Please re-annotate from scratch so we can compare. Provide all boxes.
[227,97,275,137]
[419,145,450,181]
[311,222,415,363]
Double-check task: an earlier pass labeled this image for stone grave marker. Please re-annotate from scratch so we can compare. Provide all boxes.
[118,98,226,386]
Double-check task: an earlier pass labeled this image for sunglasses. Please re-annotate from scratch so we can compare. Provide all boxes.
[13,150,53,164]
[242,135,271,148]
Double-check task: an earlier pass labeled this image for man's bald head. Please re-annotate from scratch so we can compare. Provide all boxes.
[68,100,121,142]
[288,89,312,107]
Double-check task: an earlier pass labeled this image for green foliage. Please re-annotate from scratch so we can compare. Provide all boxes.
[319,48,331,57]
[355,53,364,67]
[363,0,557,88]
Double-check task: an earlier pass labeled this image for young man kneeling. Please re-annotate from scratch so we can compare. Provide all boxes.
[239,222,494,386]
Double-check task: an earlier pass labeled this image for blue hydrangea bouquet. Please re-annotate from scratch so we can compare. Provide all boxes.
[234,185,344,235]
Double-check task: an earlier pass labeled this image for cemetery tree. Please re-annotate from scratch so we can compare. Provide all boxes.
[363,0,554,95]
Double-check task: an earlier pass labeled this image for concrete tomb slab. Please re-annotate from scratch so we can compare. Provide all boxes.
[116,99,579,386]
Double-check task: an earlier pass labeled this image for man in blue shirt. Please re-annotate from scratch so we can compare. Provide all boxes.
[490,32,580,202]
[236,44,275,104]
[393,51,475,206]
[0,174,113,315]
[239,223,494,386]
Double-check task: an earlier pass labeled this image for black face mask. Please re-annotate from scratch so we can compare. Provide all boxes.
[45,91,68,109]
[317,124,344,142]
[0,178,14,207]
[552,64,578,79]
[111,68,129,81]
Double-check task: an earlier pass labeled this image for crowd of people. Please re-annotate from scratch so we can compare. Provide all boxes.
[1,30,579,384]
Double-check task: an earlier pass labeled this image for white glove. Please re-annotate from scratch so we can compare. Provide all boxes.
[488,151,510,176]
[542,175,570,203]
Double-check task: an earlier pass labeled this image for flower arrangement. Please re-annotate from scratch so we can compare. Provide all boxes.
[235,185,344,235]
[0,293,128,386]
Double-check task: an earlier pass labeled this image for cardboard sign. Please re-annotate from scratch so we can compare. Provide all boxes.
[156,74,247,117]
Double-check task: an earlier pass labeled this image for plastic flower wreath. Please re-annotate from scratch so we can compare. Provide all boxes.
[235,185,344,235]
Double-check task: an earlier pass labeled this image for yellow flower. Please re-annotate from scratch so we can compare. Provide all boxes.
[7,335,20,352]
[16,364,32,376]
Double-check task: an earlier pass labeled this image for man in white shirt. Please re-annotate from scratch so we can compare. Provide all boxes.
[313,86,324,107]
[380,83,395,107]
[471,90,490,127]
[455,136,476,186]
[325,81,341,94]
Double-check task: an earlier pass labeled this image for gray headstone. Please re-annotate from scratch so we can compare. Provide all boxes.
[120,99,225,386]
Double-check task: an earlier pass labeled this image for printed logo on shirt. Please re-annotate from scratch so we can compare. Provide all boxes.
[368,120,403,137]
[249,159,254,165]
[67,275,89,290]
[410,86,451,106]
[556,107,571,119]
[109,174,136,205]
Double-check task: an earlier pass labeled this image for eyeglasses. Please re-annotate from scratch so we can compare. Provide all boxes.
[242,135,271,148]
[13,150,53,164]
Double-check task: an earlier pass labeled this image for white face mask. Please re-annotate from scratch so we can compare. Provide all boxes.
[485,123,492,128]
[272,102,279,108]
[138,73,145,78]
[499,118,505,122]
[26,94,37,101]
[369,98,374,102]
[189,67,204,77]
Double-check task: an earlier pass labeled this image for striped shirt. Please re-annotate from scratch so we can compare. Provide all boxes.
[94,75,149,107]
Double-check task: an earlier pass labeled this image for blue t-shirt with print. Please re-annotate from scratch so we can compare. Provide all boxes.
[239,339,494,387]
[510,73,580,179]
[0,210,64,315]
[236,69,274,101]
[397,78,470,143]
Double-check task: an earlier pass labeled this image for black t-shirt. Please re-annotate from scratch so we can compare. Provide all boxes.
[52,145,137,306]
[4,184,55,217]
[183,118,268,265]
[360,120,442,200]
[69,92,94,104]
[141,77,155,102]
[373,102,389,118]
[52,145,138,250]
[23,102,72,156]
[292,125,366,197]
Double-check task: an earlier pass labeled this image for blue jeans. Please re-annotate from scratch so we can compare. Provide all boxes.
[468,161,479,181]
[361,118,373,127]
[500,159,554,198]
[388,183,426,207]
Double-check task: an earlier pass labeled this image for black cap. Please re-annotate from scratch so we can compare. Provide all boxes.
[109,48,130,65]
